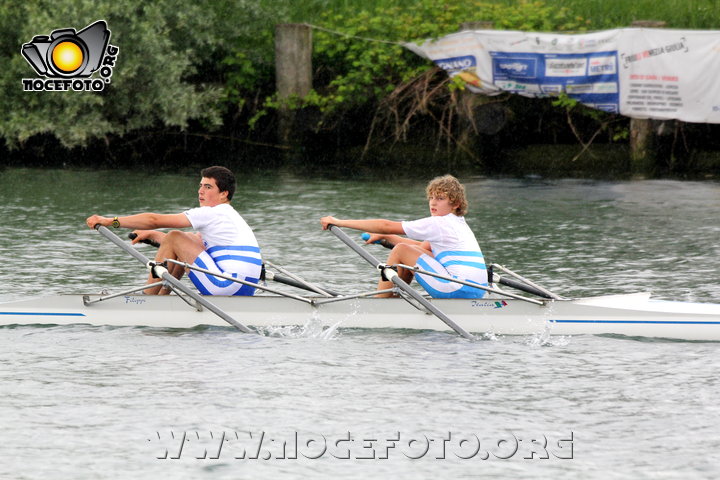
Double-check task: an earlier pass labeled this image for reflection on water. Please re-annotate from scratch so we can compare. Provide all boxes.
[1,168,718,303]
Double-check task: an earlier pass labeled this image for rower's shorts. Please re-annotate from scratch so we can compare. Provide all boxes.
[188,250,261,296]
[414,254,487,299]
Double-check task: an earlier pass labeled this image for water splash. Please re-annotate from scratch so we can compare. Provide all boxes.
[476,331,500,341]
[256,310,341,340]
[525,322,571,347]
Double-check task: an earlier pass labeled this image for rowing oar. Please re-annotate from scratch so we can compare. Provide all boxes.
[329,225,475,340]
[96,225,254,333]
[262,260,340,297]
[488,270,554,299]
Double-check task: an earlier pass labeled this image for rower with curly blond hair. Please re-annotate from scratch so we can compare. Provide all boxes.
[320,174,487,298]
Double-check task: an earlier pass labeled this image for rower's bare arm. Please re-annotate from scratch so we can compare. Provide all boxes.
[320,216,404,234]
[389,235,423,246]
[122,213,191,229]
[86,213,191,230]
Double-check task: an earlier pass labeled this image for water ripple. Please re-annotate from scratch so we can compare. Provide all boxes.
[1,171,720,478]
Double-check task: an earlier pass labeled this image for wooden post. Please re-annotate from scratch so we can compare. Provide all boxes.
[629,20,667,174]
[630,20,667,28]
[275,23,312,146]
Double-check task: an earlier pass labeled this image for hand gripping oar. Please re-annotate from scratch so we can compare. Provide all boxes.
[329,225,475,340]
[361,232,396,249]
[128,232,161,248]
[95,225,254,333]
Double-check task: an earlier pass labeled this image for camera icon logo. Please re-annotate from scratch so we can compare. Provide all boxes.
[21,20,119,92]
[22,20,110,77]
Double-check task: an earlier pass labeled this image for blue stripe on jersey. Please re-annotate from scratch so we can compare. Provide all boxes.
[190,256,258,296]
[414,257,486,299]
[416,257,486,285]
[434,251,486,271]
[206,245,260,255]
[435,250,484,261]
[441,260,487,270]
[213,254,263,265]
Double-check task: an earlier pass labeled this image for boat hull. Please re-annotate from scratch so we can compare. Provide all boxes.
[2,292,720,341]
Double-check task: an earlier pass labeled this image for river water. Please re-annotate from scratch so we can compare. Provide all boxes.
[1,168,719,479]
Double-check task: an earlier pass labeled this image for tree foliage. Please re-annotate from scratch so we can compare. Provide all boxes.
[249,0,588,131]
[0,0,236,149]
[8,0,703,170]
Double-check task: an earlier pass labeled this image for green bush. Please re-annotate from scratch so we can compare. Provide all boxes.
[0,0,237,149]
[249,0,588,128]
[3,0,716,160]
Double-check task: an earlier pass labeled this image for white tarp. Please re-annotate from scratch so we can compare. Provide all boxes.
[405,28,720,123]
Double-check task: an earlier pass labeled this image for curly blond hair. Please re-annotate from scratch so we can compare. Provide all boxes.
[426,174,468,216]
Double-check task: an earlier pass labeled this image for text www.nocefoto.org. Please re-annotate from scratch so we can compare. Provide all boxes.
[148,431,574,460]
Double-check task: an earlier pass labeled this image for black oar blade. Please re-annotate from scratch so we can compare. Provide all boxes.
[496,276,553,299]
[270,272,341,297]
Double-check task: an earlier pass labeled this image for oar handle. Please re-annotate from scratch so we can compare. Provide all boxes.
[361,233,395,249]
[128,232,161,248]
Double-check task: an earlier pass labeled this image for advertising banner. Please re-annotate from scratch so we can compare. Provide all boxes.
[405,28,720,123]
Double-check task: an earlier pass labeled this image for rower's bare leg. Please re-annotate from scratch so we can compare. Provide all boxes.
[144,231,205,295]
[376,243,432,298]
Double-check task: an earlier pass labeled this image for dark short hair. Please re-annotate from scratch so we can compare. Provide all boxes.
[201,166,236,200]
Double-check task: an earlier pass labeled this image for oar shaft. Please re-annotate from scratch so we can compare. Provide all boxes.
[166,259,312,304]
[386,270,475,340]
[95,225,254,333]
[328,225,474,340]
[331,226,386,268]
[158,269,254,333]
[97,225,152,264]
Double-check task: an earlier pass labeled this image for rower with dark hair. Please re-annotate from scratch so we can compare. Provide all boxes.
[86,166,262,296]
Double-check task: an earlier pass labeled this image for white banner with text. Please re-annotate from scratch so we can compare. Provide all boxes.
[405,28,720,123]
